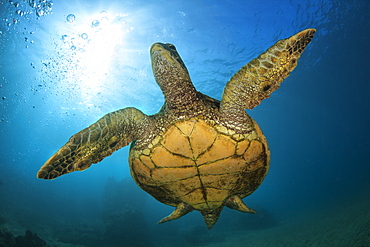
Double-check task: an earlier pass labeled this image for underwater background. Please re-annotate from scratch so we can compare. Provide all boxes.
[0,0,369,246]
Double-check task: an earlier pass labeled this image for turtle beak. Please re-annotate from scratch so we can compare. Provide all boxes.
[150,43,189,79]
[150,43,164,56]
[150,43,177,62]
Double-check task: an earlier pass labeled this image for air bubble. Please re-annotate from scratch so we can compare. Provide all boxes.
[100,11,108,22]
[80,33,88,40]
[66,14,76,23]
[61,34,69,42]
[91,20,100,27]
[36,9,45,17]
[15,9,25,16]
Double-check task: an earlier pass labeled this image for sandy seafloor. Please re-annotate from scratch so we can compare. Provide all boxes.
[1,190,368,247]
[208,194,370,247]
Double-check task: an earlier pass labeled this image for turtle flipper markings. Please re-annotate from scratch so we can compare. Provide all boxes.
[37,107,148,179]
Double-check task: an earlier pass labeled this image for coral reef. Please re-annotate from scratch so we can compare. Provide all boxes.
[0,228,48,247]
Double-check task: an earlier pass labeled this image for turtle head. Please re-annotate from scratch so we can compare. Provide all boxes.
[150,43,198,110]
[150,43,191,87]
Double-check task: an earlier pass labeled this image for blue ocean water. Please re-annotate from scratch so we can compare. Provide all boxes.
[0,0,369,246]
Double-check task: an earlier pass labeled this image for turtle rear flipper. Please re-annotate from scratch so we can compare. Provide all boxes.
[37,107,149,180]
[220,28,316,119]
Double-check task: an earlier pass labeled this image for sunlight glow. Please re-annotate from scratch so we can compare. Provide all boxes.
[77,13,123,88]
[53,11,133,109]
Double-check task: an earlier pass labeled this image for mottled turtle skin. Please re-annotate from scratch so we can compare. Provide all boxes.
[37,29,316,229]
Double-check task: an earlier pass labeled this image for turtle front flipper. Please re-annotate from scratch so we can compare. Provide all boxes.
[37,107,149,180]
[220,28,316,118]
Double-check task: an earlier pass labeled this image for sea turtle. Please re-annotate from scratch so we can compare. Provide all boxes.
[37,28,316,229]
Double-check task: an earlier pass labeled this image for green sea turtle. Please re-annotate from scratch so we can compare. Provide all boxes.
[37,28,316,229]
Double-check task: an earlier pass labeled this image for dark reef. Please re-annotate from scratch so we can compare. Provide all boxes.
[0,228,48,247]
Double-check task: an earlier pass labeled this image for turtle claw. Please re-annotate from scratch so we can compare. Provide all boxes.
[225,195,257,214]
[158,202,194,224]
